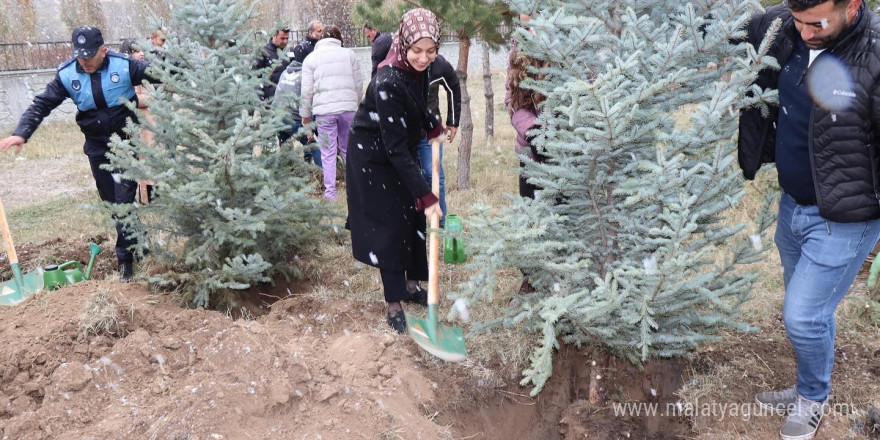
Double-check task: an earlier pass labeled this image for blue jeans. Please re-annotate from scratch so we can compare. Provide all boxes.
[775,193,880,401]
[279,119,322,167]
[417,138,446,225]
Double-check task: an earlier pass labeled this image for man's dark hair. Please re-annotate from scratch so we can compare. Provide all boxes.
[786,0,849,12]
[363,22,376,31]
[324,26,343,44]
[273,25,291,36]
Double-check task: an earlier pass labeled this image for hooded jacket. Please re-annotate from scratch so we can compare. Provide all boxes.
[299,38,363,119]
[272,61,303,121]
[738,3,880,223]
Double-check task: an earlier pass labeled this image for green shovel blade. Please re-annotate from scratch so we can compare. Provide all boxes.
[406,305,466,362]
[0,264,44,306]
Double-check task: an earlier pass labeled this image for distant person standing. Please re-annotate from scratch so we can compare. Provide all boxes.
[272,60,322,168]
[150,28,166,48]
[253,25,292,100]
[300,26,362,201]
[0,26,153,282]
[120,38,155,203]
[419,54,459,226]
[292,20,324,63]
[363,22,392,77]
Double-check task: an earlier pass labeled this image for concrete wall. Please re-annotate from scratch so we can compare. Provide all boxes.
[0,40,509,131]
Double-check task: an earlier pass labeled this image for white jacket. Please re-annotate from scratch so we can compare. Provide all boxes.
[299,38,363,119]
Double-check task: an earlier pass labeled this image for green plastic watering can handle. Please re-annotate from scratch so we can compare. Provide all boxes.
[57,260,81,272]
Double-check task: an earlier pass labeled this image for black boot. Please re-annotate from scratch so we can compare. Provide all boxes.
[386,310,407,334]
[119,261,134,283]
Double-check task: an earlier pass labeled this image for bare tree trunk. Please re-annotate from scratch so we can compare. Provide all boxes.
[19,0,37,40]
[482,40,494,143]
[456,34,473,190]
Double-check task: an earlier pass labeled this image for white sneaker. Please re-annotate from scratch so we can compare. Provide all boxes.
[779,394,829,440]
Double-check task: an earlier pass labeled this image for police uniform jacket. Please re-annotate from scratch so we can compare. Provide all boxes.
[12,51,150,158]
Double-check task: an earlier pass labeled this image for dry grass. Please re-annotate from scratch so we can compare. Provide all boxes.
[0,120,105,244]
[78,288,133,339]
[3,194,107,244]
[0,121,84,162]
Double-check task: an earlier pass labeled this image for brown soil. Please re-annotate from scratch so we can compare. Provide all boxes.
[0,282,453,439]
[0,238,878,440]
[1,262,879,439]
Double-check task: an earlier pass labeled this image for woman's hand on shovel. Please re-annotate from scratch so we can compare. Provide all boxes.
[424,202,442,221]
[0,136,25,155]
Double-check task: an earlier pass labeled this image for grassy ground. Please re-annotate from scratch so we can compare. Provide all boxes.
[0,121,106,244]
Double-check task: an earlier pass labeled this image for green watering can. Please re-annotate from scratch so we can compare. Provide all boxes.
[443,214,466,264]
[43,243,101,290]
[1,195,102,306]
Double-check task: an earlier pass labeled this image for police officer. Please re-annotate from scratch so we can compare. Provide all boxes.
[0,26,152,282]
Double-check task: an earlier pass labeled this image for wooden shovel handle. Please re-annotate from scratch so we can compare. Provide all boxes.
[0,197,18,264]
[427,140,441,306]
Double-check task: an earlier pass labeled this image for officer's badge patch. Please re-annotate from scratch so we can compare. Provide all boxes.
[71,80,81,91]
[110,72,120,83]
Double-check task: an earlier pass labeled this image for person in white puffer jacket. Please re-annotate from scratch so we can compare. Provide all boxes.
[300,26,363,201]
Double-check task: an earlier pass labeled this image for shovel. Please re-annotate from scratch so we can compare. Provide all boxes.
[0,197,42,306]
[406,140,467,362]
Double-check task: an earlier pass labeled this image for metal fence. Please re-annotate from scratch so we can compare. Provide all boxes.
[0,41,122,72]
[0,26,463,72]
[0,41,73,72]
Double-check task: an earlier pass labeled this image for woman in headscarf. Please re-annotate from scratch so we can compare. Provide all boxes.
[346,8,445,333]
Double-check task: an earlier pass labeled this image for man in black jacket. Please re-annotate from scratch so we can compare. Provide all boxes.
[0,26,153,283]
[364,23,392,77]
[739,1,880,439]
[292,20,323,63]
[419,55,460,226]
[253,25,291,100]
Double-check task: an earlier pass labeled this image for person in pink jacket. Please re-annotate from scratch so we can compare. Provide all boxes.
[506,14,548,296]
[505,14,547,199]
[300,26,363,201]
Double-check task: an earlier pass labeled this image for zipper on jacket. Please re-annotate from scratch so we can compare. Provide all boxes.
[868,143,880,204]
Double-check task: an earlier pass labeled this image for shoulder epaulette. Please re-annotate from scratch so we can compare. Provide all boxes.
[57,58,77,71]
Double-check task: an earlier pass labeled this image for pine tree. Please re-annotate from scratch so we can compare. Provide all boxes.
[107,0,333,307]
[355,0,509,189]
[458,0,782,394]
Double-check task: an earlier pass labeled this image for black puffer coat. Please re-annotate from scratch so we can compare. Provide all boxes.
[738,3,880,223]
[346,65,441,271]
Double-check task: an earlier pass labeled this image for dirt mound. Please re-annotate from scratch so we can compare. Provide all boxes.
[0,283,450,439]
[1,275,878,439]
